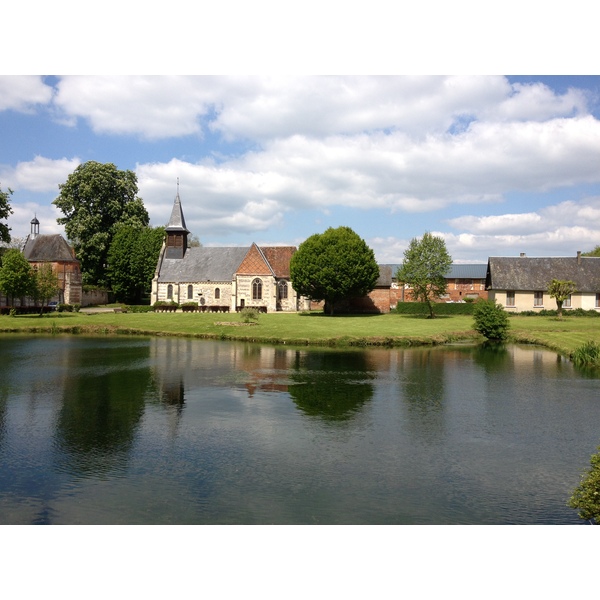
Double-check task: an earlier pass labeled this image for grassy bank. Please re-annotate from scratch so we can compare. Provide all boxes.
[3,310,600,356]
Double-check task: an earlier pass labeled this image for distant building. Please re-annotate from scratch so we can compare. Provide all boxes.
[384,263,488,303]
[486,252,600,312]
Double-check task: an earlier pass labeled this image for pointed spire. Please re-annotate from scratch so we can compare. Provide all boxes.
[30,214,40,238]
[166,180,189,233]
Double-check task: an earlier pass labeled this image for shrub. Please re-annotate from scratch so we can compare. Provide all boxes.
[473,299,510,341]
[57,303,73,312]
[571,340,600,368]
[568,446,600,524]
[240,307,260,323]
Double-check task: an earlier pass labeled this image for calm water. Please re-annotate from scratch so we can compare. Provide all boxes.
[0,334,598,524]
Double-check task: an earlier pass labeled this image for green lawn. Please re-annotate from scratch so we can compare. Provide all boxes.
[3,309,600,356]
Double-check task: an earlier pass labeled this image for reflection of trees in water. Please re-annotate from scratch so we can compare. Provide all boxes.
[289,350,375,421]
[401,349,446,441]
[472,342,510,373]
[54,342,152,478]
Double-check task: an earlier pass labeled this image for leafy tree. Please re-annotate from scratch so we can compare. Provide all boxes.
[396,232,452,318]
[582,246,600,257]
[0,184,13,244]
[33,263,60,314]
[548,279,576,319]
[568,446,600,524]
[53,161,149,287]
[473,299,510,341]
[290,226,379,315]
[0,248,35,305]
[107,225,165,303]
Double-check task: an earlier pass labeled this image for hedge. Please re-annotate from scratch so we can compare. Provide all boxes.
[395,302,476,315]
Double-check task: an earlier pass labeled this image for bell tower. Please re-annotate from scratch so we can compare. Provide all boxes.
[165,180,190,259]
[30,215,40,239]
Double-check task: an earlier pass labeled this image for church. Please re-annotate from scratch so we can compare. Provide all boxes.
[151,192,302,312]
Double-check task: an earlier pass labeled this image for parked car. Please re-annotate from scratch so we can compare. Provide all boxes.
[47,301,58,311]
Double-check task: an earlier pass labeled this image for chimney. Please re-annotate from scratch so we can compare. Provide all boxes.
[577,250,581,264]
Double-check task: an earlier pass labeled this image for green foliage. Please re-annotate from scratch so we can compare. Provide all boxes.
[53,161,149,287]
[582,246,600,257]
[547,278,577,319]
[240,307,260,323]
[568,446,600,523]
[290,226,380,315]
[32,263,60,312]
[396,301,476,315]
[0,183,13,244]
[396,232,453,318]
[0,248,35,304]
[107,225,165,303]
[571,340,600,368]
[473,299,510,341]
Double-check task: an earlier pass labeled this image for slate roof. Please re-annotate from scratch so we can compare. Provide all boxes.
[379,263,487,281]
[157,246,249,283]
[165,193,189,233]
[445,264,487,279]
[486,256,600,292]
[22,234,78,263]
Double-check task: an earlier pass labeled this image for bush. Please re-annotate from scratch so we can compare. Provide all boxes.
[57,303,73,312]
[473,299,510,341]
[240,307,260,323]
[571,340,600,368]
[126,305,155,313]
[568,446,600,524]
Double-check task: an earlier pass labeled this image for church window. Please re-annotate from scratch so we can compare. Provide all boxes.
[252,278,263,300]
[278,281,288,300]
[215,288,220,300]
[187,285,193,299]
[167,284,173,300]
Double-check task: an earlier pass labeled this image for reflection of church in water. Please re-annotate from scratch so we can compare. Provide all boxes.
[150,339,383,423]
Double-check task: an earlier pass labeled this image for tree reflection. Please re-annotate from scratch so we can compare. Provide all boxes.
[288,350,375,421]
[54,342,152,477]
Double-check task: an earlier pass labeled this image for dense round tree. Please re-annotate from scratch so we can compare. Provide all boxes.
[53,161,149,287]
[290,226,379,315]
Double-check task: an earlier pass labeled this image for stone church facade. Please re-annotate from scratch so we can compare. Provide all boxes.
[151,193,301,312]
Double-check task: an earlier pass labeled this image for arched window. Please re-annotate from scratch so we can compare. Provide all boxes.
[252,278,262,300]
[278,281,288,300]
[167,284,173,300]
[215,288,220,300]
[187,285,194,299]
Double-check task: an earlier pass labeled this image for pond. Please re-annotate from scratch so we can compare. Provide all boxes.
[0,335,598,524]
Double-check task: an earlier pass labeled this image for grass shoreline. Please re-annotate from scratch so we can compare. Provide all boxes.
[2,310,600,358]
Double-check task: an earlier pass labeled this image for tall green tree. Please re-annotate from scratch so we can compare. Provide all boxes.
[0,248,35,306]
[582,246,600,257]
[33,263,61,314]
[107,225,165,303]
[290,226,379,315]
[0,184,13,244]
[547,279,577,319]
[396,232,452,318]
[53,161,149,287]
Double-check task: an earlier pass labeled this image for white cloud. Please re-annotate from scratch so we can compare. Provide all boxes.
[0,156,81,193]
[48,75,595,142]
[0,76,53,112]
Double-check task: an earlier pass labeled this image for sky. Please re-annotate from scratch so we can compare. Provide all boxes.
[2,7,600,270]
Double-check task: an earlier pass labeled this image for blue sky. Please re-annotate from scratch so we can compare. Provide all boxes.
[2,74,599,265]
[2,6,600,265]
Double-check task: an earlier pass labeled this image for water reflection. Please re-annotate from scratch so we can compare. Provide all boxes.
[53,340,152,478]
[0,335,599,524]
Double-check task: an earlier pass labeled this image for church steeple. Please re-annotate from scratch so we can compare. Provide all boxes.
[165,180,190,259]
